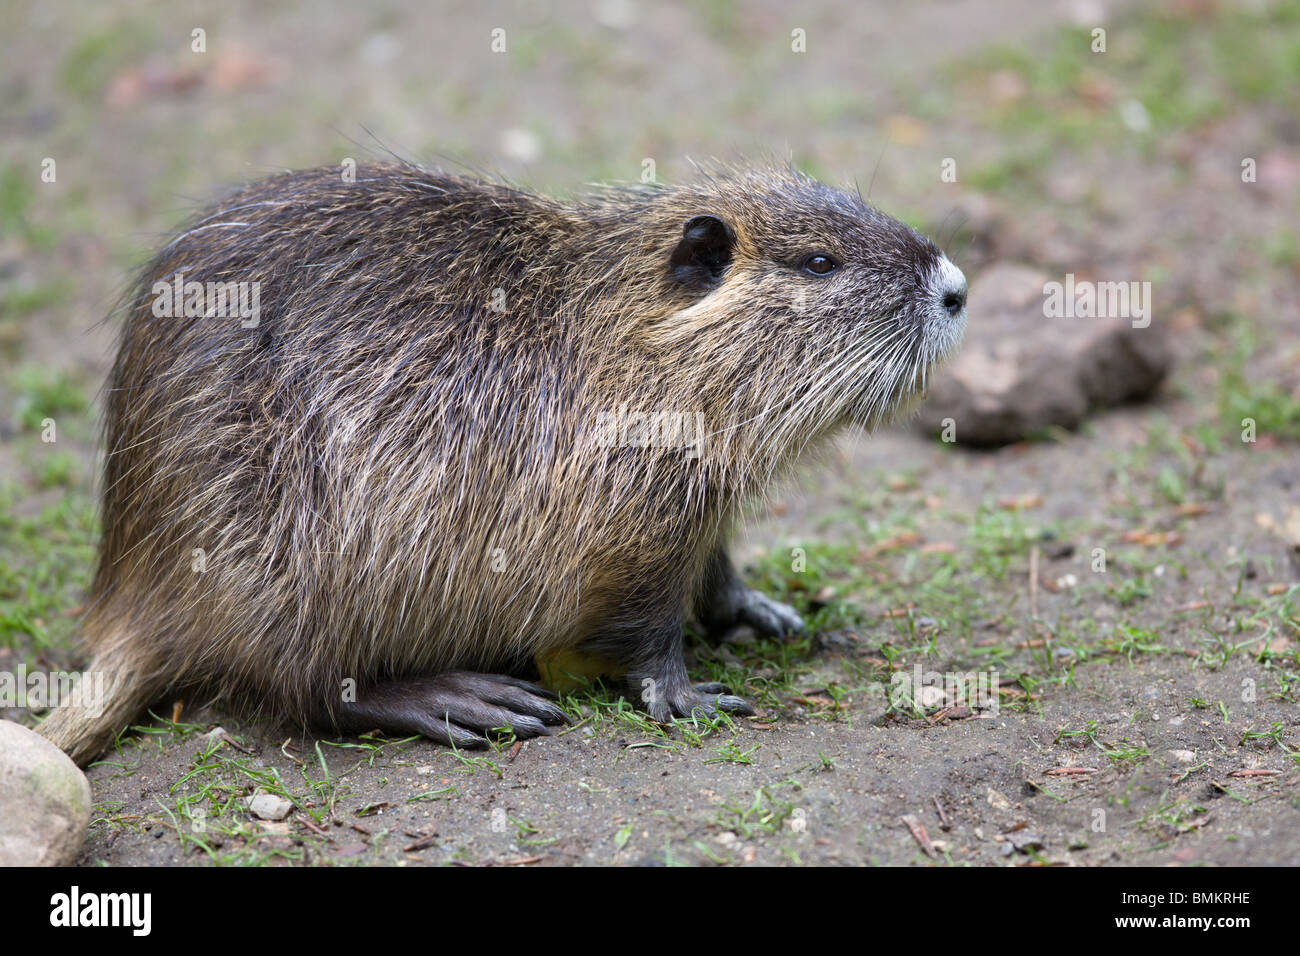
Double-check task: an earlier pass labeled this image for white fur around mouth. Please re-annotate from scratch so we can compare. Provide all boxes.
[921,255,968,367]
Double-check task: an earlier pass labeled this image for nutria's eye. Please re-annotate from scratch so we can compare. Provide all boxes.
[801,254,838,276]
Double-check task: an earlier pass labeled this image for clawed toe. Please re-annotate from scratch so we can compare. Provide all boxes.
[698,686,756,718]
[693,682,731,695]
[643,681,756,724]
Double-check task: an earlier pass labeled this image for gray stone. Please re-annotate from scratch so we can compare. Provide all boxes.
[246,790,293,821]
[916,263,1172,446]
[916,685,947,708]
[986,788,1013,810]
[1006,829,1045,852]
[0,720,92,865]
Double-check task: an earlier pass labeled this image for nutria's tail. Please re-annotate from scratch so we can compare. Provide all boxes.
[38,633,167,767]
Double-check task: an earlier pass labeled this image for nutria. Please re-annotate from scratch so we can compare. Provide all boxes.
[39,160,968,765]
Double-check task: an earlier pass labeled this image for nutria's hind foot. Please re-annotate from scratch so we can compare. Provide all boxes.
[704,583,804,639]
[698,549,804,640]
[334,672,569,748]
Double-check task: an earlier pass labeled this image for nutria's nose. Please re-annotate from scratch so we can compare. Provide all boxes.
[942,284,967,317]
[929,256,967,320]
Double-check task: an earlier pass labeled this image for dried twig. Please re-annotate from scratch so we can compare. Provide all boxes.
[932,796,951,831]
[297,814,331,838]
[900,814,936,858]
[403,833,440,852]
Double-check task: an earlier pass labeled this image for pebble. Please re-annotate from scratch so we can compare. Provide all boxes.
[246,790,293,821]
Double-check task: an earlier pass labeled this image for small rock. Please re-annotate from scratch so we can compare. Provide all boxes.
[0,720,92,865]
[1170,749,1196,764]
[986,789,1013,810]
[999,841,1015,856]
[1007,830,1045,852]
[916,685,947,708]
[246,790,293,821]
[916,262,1172,446]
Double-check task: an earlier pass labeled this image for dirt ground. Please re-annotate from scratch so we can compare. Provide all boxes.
[1,0,1297,866]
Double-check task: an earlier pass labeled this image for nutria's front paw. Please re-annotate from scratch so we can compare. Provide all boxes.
[639,679,756,723]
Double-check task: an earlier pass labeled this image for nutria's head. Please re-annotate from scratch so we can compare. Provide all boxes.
[635,165,966,445]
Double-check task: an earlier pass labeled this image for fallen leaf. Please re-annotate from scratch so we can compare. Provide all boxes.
[1120,530,1182,547]
[997,493,1043,510]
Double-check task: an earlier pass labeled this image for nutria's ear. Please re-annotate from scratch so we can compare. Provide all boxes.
[669,214,734,288]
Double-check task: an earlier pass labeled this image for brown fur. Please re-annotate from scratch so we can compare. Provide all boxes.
[39,161,965,764]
